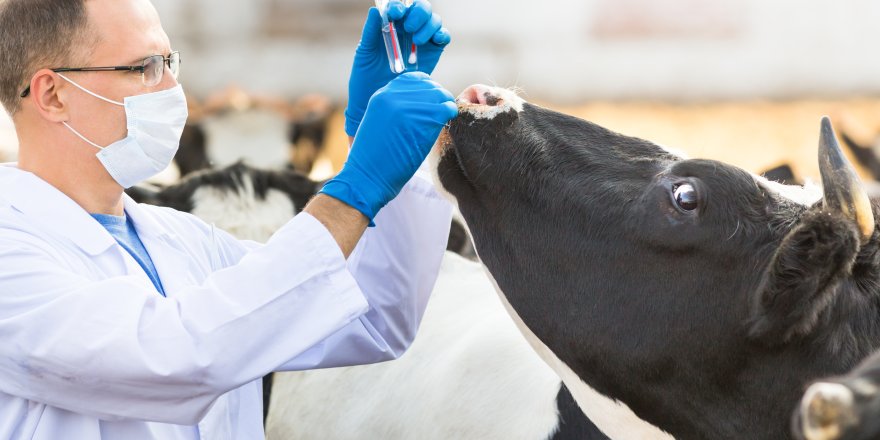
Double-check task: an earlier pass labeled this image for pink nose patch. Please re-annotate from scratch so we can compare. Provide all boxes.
[458,85,500,106]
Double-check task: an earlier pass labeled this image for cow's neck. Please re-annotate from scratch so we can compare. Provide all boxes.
[481,265,814,440]
[482,266,675,440]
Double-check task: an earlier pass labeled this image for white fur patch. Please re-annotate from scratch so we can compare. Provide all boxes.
[482,268,675,440]
[190,182,295,243]
[427,139,460,207]
[457,85,525,120]
[266,252,564,440]
[754,173,822,206]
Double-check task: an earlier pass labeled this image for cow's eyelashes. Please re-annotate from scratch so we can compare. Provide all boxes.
[672,183,699,212]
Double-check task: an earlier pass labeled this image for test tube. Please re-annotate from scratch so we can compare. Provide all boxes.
[402,0,418,70]
[374,0,418,74]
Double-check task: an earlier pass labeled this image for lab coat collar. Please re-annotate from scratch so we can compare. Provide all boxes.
[0,164,120,256]
[122,193,174,241]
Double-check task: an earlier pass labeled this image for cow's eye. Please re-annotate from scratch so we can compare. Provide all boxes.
[673,183,698,211]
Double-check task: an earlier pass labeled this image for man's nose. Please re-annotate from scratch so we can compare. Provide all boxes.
[155,64,179,91]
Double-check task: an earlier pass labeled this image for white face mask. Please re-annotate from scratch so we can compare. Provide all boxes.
[57,73,188,188]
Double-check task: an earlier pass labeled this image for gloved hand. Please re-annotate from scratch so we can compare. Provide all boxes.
[321,72,458,224]
[345,0,451,137]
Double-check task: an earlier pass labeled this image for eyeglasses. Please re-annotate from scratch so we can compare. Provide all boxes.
[20,51,180,98]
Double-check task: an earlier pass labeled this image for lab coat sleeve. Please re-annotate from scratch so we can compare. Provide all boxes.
[0,213,369,425]
[275,167,453,370]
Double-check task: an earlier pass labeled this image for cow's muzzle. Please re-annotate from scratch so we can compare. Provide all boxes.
[455,84,525,120]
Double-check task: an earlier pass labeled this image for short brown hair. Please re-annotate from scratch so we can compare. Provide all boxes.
[0,0,96,115]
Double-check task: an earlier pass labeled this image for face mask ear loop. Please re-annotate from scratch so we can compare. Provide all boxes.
[62,121,104,150]
[56,73,124,106]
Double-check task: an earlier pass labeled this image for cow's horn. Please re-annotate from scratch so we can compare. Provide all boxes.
[819,116,875,242]
[799,382,857,440]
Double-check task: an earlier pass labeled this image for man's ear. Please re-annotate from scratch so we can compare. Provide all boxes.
[748,209,860,344]
[25,69,68,122]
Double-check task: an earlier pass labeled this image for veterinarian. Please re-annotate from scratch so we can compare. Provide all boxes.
[0,0,456,437]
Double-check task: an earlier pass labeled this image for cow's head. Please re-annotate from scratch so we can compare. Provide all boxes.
[430,85,880,439]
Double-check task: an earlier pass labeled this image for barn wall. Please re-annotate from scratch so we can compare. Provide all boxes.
[152,0,880,103]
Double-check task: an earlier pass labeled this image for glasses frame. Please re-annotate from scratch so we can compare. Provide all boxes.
[19,51,180,98]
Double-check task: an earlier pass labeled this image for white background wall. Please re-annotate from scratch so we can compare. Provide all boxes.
[4,0,880,164]
[150,0,880,103]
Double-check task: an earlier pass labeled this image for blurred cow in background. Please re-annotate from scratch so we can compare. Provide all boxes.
[761,163,800,186]
[840,129,880,182]
[170,87,336,181]
[287,94,336,174]
[128,162,317,241]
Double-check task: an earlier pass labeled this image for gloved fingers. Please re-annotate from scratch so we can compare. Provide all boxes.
[402,0,432,33]
[431,27,451,46]
[357,7,384,52]
[436,100,460,123]
[386,73,455,101]
[429,86,456,104]
[386,0,408,21]
[413,13,443,46]
[376,86,456,109]
[392,70,431,83]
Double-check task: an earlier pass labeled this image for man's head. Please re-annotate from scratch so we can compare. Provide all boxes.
[0,0,93,116]
[0,0,179,206]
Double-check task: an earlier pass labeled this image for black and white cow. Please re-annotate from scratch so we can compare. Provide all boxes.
[172,94,335,179]
[128,161,317,241]
[430,84,880,439]
[128,162,475,257]
[128,163,608,439]
[794,349,880,440]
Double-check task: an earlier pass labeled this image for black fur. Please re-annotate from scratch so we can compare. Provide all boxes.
[262,372,274,427]
[551,384,610,440]
[174,123,210,177]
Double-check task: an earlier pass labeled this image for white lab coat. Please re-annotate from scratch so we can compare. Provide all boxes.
[0,164,452,439]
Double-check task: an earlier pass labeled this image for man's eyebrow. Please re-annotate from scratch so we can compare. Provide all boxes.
[122,50,173,66]
[123,55,148,66]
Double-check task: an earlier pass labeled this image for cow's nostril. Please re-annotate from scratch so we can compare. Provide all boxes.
[458,85,500,107]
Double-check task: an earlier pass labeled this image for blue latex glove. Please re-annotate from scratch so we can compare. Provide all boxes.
[321,72,458,224]
[345,0,451,137]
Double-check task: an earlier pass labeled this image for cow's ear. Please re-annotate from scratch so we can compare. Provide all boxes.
[749,117,874,344]
[748,209,859,343]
